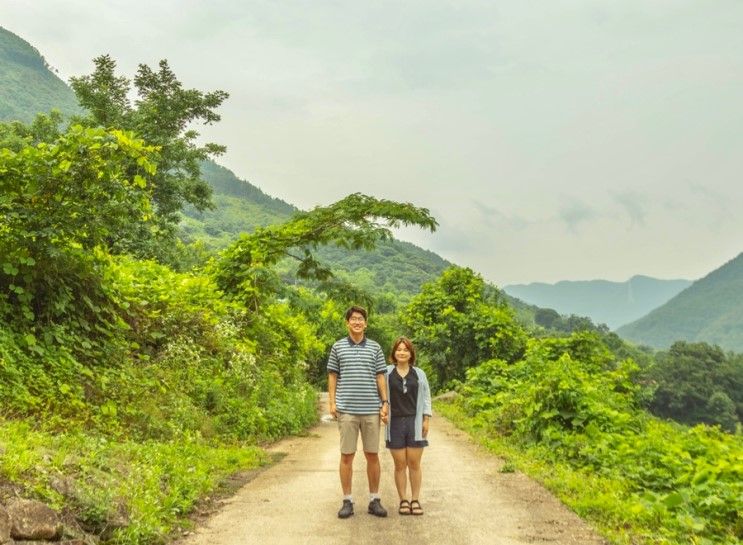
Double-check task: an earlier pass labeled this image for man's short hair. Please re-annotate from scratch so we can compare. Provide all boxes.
[345,305,368,321]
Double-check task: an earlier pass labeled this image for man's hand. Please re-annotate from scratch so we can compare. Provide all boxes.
[328,373,338,419]
[422,418,430,438]
[380,404,388,424]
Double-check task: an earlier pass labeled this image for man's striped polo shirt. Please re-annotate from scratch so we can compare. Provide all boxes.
[327,336,386,415]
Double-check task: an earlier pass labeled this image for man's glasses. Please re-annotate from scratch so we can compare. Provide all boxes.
[348,317,366,323]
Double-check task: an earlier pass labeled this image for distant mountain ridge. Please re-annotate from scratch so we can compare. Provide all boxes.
[504,275,692,329]
[618,253,743,352]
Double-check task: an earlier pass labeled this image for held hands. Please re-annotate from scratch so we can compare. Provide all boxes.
[380,404,388,424]
[422,418,429,438]
[330,402,337,420]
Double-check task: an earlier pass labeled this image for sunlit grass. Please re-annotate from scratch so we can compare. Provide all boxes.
[0,419,268,544]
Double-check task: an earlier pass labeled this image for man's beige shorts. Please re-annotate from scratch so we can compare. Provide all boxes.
[337,412,380,454]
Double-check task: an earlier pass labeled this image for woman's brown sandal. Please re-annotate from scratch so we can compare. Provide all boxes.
[410,500,423,515]
[398,499,411,515]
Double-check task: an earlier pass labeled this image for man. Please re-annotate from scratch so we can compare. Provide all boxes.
[327,305,389,519]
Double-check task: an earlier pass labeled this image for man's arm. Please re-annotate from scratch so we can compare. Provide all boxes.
[328,372,338,419]
[376,372,389,423]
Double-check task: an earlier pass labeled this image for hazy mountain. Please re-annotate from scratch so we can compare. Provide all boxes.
[504,276,692,329]
[0,27,80,122]
[1,27,449,296]
[180,160,297,248]
[617,253,743,352]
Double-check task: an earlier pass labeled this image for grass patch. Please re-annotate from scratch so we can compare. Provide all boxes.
[0,418,269,544]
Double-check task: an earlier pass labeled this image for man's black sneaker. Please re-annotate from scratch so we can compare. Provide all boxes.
[338,499,354,519]
[368,498,388,517]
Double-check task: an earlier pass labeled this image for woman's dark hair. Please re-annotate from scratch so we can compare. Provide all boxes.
[389,337,416,365]
[345,305,368,321]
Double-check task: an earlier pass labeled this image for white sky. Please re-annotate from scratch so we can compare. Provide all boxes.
[3,1,743,285]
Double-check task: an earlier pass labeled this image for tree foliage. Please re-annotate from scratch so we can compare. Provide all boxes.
[401,266,527,388]
[212,192,438,309]
[649,341,743,431]
[179,160,450,296]
[0,122,157,330]
[69,55,228,258]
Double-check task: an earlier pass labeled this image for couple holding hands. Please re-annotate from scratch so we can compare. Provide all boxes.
[327,306,432,519]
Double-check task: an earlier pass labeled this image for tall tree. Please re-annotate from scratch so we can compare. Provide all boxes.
[649,341,742,431]
[401,266,527,388]
[69,55,228,258]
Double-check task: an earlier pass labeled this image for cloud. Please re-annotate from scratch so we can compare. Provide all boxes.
[471,200,530,230]
[612,191,646,226]
[558,200,596,232]
[686,183,733,231]
[688,183,730,210]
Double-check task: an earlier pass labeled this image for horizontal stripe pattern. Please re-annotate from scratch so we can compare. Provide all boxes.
[327,337,386,414]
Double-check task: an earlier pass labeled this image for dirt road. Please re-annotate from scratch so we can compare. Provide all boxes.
[178,396,607,545]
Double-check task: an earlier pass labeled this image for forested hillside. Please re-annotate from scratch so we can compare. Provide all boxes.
[180,161,296,248]
[618,252,743,351]
[504,275,692,329]
[0,27,80,121]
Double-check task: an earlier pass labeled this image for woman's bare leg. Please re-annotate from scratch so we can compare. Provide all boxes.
[389,448,408,500]
[406,447,424,501]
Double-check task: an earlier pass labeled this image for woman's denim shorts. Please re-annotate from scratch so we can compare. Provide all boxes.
[386,415,428,449]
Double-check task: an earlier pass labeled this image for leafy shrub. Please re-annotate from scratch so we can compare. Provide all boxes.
[461,334,645,439]
[2,253,319,442]
[453,333,743,544]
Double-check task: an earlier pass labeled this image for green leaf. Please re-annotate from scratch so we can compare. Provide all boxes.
[691,468,710,485]
[662,492,684,509]
[100,401,118,417]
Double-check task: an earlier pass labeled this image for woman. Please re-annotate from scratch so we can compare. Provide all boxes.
[384,337,432,516]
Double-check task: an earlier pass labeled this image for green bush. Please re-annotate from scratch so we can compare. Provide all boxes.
[454,332,743,544]
[1,253,319,442]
